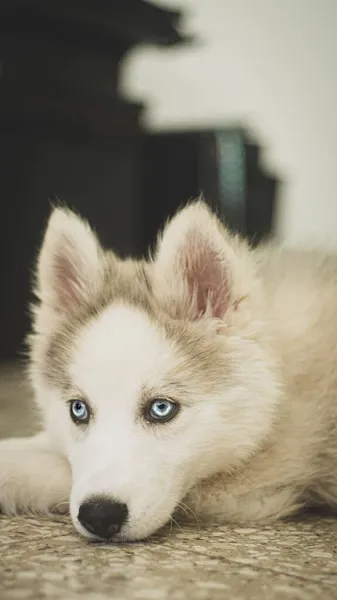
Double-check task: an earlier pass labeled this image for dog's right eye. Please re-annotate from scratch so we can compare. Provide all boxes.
[69,399,90,425]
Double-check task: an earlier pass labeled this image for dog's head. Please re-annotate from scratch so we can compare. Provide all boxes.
[29,200,280,541]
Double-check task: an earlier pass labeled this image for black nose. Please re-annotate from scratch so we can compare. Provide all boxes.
[78,497,128,539]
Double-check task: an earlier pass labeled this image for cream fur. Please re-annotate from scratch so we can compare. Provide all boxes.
[1,200,337,541]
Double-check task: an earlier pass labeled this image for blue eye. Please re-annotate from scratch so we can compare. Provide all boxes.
[147,398,179,423]
[70,399,90,424]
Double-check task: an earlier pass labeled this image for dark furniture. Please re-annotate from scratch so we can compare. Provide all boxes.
[0,0,190,360]
[140,128,279,255]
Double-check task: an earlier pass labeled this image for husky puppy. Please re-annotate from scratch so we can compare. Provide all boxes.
[0,200,337,542]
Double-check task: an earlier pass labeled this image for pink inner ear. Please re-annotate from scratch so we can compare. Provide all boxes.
[52,241,84,313]
[179,232,230,320]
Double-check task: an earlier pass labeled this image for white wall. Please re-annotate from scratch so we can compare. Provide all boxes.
[121,0,337,244]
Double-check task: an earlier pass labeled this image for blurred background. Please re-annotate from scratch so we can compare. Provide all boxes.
[0,0,337,364]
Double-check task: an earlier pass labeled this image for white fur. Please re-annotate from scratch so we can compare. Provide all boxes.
[0,432,71,515]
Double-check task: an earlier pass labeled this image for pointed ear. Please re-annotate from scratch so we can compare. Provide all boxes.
[152,201,253,321]
[36,207,104,316]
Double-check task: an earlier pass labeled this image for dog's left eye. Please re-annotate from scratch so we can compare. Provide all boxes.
[146,398,179,423]
[70,399,90,424]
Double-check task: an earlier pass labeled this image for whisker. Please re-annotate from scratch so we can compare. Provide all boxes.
[170,516,184,532]
[178,501,201,530]
[52,499,70,513]
[177,503,189,517]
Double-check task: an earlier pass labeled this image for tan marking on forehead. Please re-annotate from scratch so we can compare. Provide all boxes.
[161,317,233,395]
[34,252,232,396]
[39,256,154,387]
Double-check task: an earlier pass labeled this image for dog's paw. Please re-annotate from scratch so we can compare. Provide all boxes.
[0,433,71,515]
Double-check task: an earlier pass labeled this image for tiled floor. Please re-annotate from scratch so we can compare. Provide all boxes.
[1,363,337,600]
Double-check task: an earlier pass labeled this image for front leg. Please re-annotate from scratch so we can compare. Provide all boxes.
[0,432,71,515]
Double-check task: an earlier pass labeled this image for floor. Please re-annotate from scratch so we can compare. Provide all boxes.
[1,363,337,600]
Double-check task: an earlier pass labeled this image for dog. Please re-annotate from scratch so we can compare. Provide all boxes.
[0,199,337,542]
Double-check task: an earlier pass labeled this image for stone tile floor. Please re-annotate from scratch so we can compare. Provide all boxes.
[1,363,337,600]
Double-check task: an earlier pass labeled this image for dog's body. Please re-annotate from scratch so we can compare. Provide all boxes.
[1,201,337,541]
